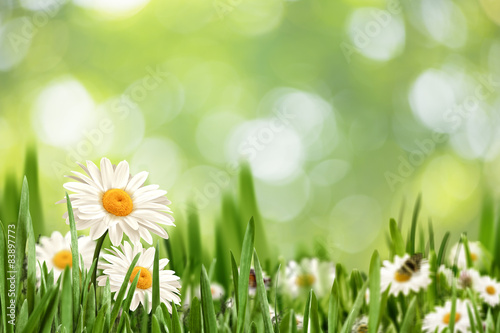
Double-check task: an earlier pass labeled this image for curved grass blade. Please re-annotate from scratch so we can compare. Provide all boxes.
[22,285,58,333]
[230,251,240,310]
[309,291,321,333]
[15,177,29,311]
[340,280,369,333]
[399,296,417,333]
[201,265,218,333]
[116,272,140,332]
[390,218,405,257]
[437,232,451,267]
[91,303,108,333]
[60,266,73,332]
[237,218,255,333]
[171,301,183,333]
[303,290,312,333]
[368,251,381,333]
[152,242,160,312]
[190,297,202,332]
[253,249,273,332]
[328,280,340,333]
[407,194,421,255]
[110,253,141,325]
[16,299,28,333]
[66,193,80,322]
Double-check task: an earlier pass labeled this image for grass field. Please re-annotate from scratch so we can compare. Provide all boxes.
[1,150,500,333]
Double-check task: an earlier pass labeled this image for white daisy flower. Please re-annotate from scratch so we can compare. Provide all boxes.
[457,268,480,289]
[449,241,484,269]
[474,276,500,307]
[380,254,431,296]
[284,258,335,298]
[423,300,472,333]
[36,231,96,281]
[209,283,225,301]
[59,158,175,246]
[97,241,181,313]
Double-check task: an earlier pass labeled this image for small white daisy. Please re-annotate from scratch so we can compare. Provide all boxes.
[423,300,471,333]
[209,283,225,301]
[283,258,335,298]
[59,158,175,246]
[36,231,96,281]
[380,254,431,296]
[475,276,500,307]
[97,241,181,313]
[457,268,480,289]
[449,241,484,269]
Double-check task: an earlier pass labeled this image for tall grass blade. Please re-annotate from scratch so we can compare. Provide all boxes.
[253,249,273,332]
[15,177,29,311]
[60,266,73,331]
[66,193,81,321]
[368,251,381,333]
[236,218,255,333]
[152,242,161,312]
[23,146,44,238]
[407,194,421,255]
[200,265,218,333]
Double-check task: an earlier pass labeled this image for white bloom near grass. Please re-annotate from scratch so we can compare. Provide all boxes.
[59,157,175,246]
[423,300,472,333]
[284,258,335,298]
[97,241,181,313]
[35,231,95,281]
[380,254,431,296]
[457,268,480,289]
[449,241,484,269]
[475,276,500,307]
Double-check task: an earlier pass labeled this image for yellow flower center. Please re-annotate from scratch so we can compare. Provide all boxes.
[394,271,411,283]
[296,273,316,287]
[470,253,478,261]
[102,189,133,216]
[443,312,461,324]
[130,266,152,290]
[53,250,73,270]
[486,285,496,295]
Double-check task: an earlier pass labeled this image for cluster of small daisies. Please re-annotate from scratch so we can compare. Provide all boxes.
[36,158,181,313]
[373,241,500,332]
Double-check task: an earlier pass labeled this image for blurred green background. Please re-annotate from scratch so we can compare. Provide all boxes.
[1,0,500,270]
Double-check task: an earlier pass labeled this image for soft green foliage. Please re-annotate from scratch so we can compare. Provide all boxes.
[5,165,500,333]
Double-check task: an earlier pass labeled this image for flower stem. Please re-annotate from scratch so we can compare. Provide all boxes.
[91,230,108,294]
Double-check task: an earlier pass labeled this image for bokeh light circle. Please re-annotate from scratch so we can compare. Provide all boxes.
[31,78,96,148]
[225,0,284,36]
[226,119,305,183]
[347,7,405,62]
[73,0,150,18]
[420,0,467,48]
[0,18,33,71]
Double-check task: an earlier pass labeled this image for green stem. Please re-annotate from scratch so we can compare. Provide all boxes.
[91,230,108,296]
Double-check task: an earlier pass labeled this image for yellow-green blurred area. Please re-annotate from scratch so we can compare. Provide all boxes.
[1,0,500,270]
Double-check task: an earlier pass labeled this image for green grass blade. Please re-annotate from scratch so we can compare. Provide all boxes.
[389,218,405,257]
[437,232,451,267]
[66,193,81,322]
[230,251,240,311]
[188,204,203,269]
[236,217,255,333]
[407,194,421,255]
[110,252,141,325]
[399,296,417,333]
[23,285,58,333]
[24,146,44,238]
[428,218,435,252]
[368,251,381,333]
[91,230,108,296]
[340,280,369,333]
[15,177,29,311]
[303,290,312,333]
[190,297,202,333]
[152,241,161,313]
[239,164,269,262]
[40,291,60,333]
[309,292,321,333]
[91,303,108,333]
[200,265,218,333]
[60,266,73,331]
[117,272,140,332]
[85,283,96,333]
[328,280,340,333]
[253,249,273,332]
[15,299,28,333]
[171,301,183,333]
[152,314,161,333]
